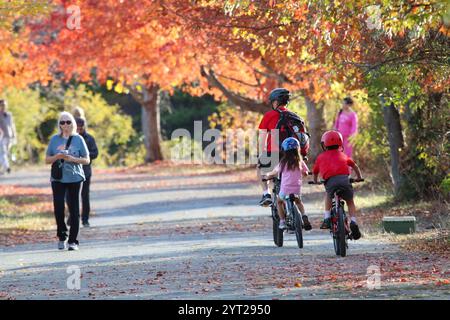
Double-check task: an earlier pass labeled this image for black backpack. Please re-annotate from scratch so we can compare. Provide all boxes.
[275,110,310,157]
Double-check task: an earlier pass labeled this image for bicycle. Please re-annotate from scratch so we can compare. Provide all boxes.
[262,177,304,248]
[308,178,364,257]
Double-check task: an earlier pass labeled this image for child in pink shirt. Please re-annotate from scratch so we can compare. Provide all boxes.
[263,137,312,230]
[334,97,358,158]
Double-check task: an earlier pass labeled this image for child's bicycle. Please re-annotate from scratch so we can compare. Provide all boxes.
[262,177,304,249]
[308,178,364,257]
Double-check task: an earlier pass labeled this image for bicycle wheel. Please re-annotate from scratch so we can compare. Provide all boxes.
[272,206,283,247]
[331,209,340,256]
[293,205,303,249]
[337,206,346,257]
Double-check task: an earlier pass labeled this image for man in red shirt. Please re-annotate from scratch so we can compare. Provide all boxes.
[312,130,363,239]
[257,88,291,206]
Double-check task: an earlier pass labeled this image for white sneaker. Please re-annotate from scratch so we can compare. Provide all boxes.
[279,220,287,230]
[58,240,67,250]
[68,243,79,251]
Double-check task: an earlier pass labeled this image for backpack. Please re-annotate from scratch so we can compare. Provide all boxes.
[275,110,310,158]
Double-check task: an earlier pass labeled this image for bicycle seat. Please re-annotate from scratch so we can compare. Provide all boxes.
[335,188,346,197]
[288,194,299,201]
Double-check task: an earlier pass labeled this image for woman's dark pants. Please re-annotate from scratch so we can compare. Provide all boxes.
[52,181,81,244]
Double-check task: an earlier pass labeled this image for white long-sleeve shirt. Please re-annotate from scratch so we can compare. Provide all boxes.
[0,111,16,139]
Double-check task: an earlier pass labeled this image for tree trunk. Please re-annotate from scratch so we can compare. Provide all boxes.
[305,96,326,161]
[381,96,404,196]
[141,84,164,162]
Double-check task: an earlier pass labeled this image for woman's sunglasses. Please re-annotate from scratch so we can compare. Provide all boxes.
[59,120,72,125]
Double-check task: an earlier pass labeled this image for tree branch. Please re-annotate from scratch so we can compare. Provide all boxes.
[200,66,267,113]
[160,2,293,32]
[215,72,260,88]
[260,59,293,84]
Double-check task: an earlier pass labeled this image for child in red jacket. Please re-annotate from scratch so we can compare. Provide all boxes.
[312,130,363,240]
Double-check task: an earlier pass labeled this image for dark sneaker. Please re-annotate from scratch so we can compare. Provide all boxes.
[320,218,331,229]
[350,221,362,240]
[302,215,312,230]
[82,221,90,228]
[259,194,272,207]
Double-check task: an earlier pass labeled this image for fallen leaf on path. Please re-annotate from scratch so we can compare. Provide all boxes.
[436,279,449,286]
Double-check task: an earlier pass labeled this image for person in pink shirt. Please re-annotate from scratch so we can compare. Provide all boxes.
[263,137,312,230]
[334,97,358,158]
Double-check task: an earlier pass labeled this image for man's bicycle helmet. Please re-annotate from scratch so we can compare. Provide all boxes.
[269,88,290,107]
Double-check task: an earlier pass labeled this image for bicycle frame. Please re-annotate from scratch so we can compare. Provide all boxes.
[271,178,299,231]
[284,194,301,231]
[266,176,304,248]
[270,178,281,221]
[308,177,364,257]
[330,193,350,235]
[332,191,351,257]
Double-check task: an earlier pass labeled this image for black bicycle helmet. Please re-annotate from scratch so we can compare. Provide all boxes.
[269,88,290,107]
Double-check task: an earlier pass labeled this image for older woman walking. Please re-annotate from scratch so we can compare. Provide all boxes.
[45,112,89,251]
[334,97,358,158]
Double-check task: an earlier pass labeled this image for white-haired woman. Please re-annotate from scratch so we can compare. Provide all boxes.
[45,112,90,251]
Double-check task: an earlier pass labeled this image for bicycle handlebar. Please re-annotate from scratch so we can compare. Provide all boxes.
[308,178,365,185]
[264,173,364,184]
[308,181,323,185]
[262,177,278,182]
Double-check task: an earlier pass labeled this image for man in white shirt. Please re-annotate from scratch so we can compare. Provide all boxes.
[0,99,17,174]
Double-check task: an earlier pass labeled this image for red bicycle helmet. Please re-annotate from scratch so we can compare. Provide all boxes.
[321,130,343,150]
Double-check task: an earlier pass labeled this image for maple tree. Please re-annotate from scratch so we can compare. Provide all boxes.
[24,0,277,161]
[25,0,190,161]
[0,0,52,29]
[153,1,334,157]
[22,1,346,159]
[0,0,53,90]
[170,0,449,158]
[5,1,343,159]
[172,0,449,196]
[1,0,448,167]
[198,0,449,88]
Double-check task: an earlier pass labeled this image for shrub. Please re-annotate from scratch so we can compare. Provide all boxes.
[63,85,140,166]
[1,87,53,163]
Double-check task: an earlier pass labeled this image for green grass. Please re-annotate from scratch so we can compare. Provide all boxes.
[355,191,393,210]
[306,183,393,208]
[0,197,53,231]
[356,187,450,254]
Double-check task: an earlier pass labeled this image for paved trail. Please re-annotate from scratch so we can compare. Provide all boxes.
[0,167,448,299]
